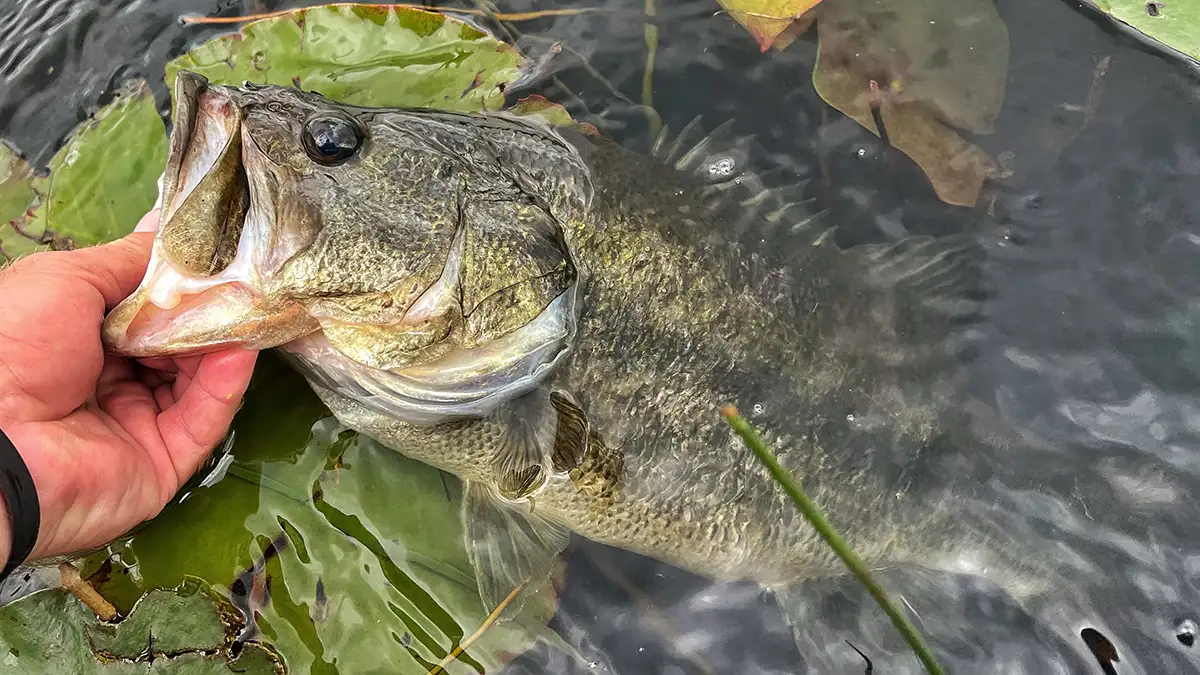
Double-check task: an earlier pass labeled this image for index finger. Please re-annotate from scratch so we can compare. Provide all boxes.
[156,348,258,486]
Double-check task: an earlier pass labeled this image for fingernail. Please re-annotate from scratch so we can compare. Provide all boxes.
[134,209,161,233]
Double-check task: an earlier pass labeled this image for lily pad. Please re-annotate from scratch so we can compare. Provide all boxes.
[165,4,529,112]
[89,364,561,675]
[70,6,572,673]
[716,0,823,51]
[1078,0,1200,64]
[0,584,279,674]
[0,143,41,262]
[0,79,167,264]
[811,0,1012,206]
[3,5,578,672]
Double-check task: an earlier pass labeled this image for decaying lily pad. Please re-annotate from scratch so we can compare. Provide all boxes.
[0,582,279,674]
[716,0,824,51]
[812,0,1012,206]
[0,142,41,262]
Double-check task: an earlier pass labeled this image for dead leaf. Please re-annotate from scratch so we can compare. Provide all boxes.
[718,0,824,51]
[812,0,1011,206]
[770,11,817,51]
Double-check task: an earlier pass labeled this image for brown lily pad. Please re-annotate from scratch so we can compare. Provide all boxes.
[812,0,1011,206]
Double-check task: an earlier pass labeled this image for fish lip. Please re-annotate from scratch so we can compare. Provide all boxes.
[101,71,307,358]
[159,70,208,221]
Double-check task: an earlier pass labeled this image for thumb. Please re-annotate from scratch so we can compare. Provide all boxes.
[52,210,159,308]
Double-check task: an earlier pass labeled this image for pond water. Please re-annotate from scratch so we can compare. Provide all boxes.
[3,0,1200,674]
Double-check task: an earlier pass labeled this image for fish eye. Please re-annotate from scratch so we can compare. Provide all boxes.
[302,115,362,166]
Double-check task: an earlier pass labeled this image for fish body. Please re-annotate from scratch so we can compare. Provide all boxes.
[103,71,1044,645]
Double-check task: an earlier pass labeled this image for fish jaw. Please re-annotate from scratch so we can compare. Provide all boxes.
[102,70,318,358]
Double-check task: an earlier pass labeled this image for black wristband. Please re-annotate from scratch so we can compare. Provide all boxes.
[0,427,39,584]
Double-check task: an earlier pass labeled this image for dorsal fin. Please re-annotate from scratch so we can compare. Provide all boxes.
[649,117,835,261]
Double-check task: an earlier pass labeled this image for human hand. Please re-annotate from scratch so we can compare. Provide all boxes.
[0,209,258,568]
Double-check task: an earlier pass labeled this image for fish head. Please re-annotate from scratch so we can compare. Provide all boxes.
[103,71,591,421]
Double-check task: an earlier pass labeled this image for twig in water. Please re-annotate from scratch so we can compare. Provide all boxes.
[720,405,945,675]
[846,640,874,674]
[426,583,525,675]
[59,562,118,621]
[182,4,613,25]
[868,80,889,146]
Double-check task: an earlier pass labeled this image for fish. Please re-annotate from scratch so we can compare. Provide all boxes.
[102,70,1073,669]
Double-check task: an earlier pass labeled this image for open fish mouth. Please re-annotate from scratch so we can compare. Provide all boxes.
[102,72,317,357]
[101,72,585,424]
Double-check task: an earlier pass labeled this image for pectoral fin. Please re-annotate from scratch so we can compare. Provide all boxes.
[461,481,571,615]
[488,390,589,499]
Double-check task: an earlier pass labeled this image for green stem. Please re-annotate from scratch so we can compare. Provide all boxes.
[720,405,946,675]
[641,0,662,140]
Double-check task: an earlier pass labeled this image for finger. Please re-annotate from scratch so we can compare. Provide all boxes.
[137,357,178,373]
[134,209,161,233]
[96,357,162,439]
[152,383,175,412]
[27,209,159,310]
[156,348,257,487]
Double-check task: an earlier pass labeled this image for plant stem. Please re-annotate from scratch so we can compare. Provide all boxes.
[720,405,945,675]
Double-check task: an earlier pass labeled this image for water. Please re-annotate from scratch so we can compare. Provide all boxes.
[3,0,1200,673]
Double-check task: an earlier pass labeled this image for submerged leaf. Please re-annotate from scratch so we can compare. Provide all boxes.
[717,0,824,51]
[812,0,1011,206]
[90,366,561,675]
[0,585,279,674]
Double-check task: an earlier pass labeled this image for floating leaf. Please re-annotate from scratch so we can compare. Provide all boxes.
[717,0,823,51]
[1078,0,1200,64]
[812,0,1011,206]
[26,80,167,248]
[89,364,561,675]
[68,7,573,673]
[0,143,43,262]
[165,4,530,112]
[0,79,167,264]
[0,584,279,674]
[5,5,579,672]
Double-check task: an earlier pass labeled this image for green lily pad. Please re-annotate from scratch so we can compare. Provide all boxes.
[165,4,529,112]
[0,584,279,674]
[1080,0,1200,64]
[0,78,167,264]
[0,143,42,262]
[89,363,562,675]
[4,5,581,672]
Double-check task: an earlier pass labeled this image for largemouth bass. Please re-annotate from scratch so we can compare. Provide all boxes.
[103,71,1060,665]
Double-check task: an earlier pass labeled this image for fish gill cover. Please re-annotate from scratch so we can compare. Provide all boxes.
[0,6,585,674]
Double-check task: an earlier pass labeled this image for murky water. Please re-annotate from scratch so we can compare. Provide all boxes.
[4,0,1200,673]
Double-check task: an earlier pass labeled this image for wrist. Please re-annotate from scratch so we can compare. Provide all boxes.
[0,420,46,572]
[0,488,9,572]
